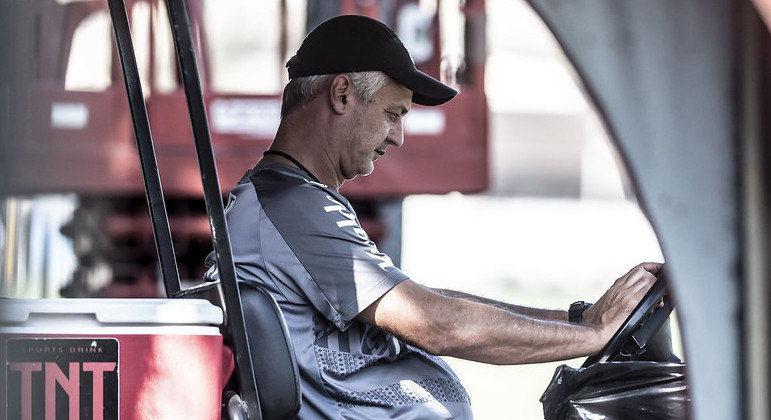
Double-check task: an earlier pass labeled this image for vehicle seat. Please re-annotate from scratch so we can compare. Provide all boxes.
[239,281,302,419]
[176,279,301,419]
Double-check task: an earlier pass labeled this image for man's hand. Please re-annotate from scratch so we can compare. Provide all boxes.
[581,262,663,346]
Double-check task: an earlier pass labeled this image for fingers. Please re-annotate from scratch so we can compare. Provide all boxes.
[640,262,664,275]
[616,267,656,303]
[628,270,657,293]
[631,262,663,277]
[611,262,660,288]
[618,262,662,285]
[586,262,665,344]
[619,266,659,309]
[604,265,657,314]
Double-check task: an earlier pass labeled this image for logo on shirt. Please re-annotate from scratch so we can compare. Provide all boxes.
[322,195,396,271]
[313,313,401,358]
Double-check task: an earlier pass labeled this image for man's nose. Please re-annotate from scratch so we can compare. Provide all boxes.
[388,121,404,147]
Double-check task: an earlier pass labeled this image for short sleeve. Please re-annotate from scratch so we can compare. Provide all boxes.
[250,166,408,328]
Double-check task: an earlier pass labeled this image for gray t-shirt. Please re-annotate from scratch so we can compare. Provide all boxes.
[206,161,472,419]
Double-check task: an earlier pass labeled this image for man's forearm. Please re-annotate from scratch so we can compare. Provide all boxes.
[376,286,604,365]
[432,288,569,323]
[364,265,659,366]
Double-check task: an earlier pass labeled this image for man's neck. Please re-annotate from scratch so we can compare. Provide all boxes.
[268,116,345,190]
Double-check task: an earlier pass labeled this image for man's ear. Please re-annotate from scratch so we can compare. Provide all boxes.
[329,74,352,114]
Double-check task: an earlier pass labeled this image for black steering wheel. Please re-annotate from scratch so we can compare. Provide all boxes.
[582,272,676,367]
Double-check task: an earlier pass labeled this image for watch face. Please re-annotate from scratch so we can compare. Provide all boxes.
[569,302,591,323]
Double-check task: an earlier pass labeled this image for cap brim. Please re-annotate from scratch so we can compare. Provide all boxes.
[390,68,457,106]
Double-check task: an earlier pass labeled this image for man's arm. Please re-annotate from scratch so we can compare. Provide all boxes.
[431,288,569,322]
[357,262,661,365]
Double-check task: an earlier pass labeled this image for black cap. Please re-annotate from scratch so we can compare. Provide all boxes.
[286,15,457,106]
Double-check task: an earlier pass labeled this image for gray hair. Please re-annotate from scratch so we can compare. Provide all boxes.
[280,71,389,118]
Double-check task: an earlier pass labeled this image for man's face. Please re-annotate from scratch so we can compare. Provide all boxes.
[341,80,412,180]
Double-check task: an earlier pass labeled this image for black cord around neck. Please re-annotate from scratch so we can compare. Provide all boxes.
[263,150,320,183]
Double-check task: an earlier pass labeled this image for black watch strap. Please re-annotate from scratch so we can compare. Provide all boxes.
[569,301,593,324]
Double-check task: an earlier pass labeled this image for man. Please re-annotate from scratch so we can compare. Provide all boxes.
[206,15,661,419]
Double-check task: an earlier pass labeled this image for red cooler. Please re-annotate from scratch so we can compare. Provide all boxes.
[0,298,225,420]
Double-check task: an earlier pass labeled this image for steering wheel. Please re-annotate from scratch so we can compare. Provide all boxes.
[582,272,676,367]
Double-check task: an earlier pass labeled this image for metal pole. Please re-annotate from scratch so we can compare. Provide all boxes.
[740,3,770,419]
[164,0,261,417]
[107,0,181,297]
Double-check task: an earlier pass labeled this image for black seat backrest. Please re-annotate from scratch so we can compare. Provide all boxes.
[175,279,301,419]
[239,281,302,419]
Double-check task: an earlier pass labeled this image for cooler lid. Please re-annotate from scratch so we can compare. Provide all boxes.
[0,298,223,326]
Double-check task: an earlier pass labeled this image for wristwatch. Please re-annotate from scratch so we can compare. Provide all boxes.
[568,301,593,324]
